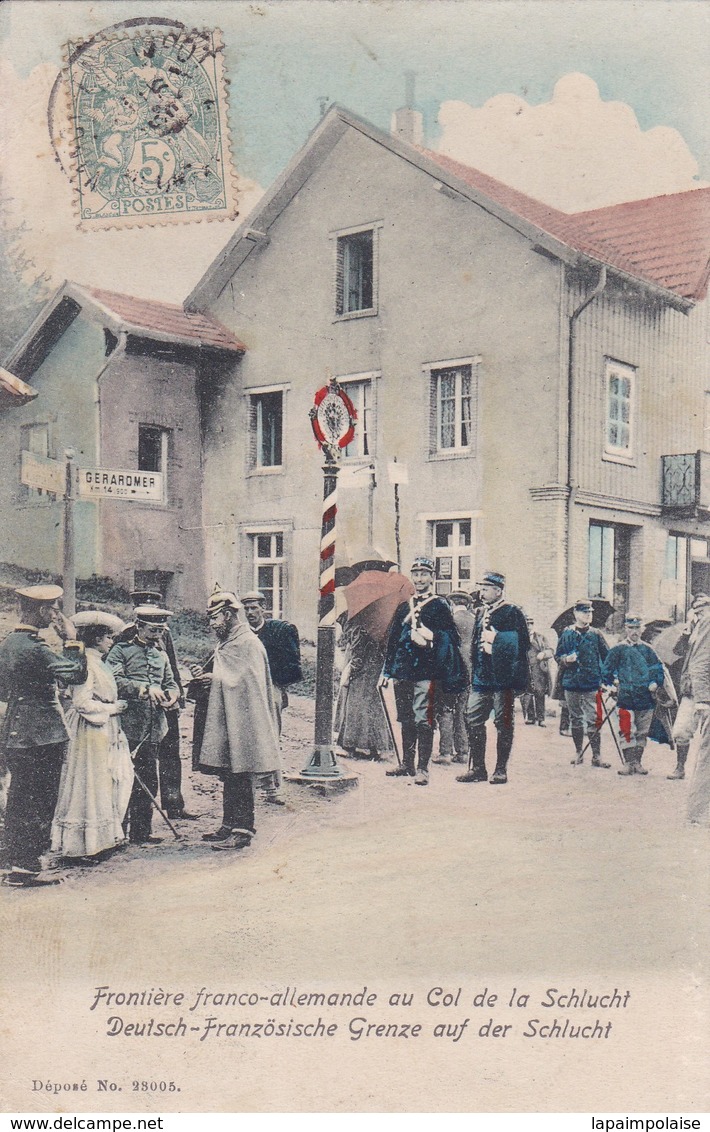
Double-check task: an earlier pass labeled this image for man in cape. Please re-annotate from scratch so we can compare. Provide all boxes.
[196,587,280,850]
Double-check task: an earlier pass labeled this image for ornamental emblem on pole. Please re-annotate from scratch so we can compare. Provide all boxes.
[309,379,357,462]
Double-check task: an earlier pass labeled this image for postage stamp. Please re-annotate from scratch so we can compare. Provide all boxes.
[62,25,238,229]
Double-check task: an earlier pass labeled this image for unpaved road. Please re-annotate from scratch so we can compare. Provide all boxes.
[1,688,707,1113]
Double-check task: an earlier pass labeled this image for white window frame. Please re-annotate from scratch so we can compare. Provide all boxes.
[331,221,382,322]
[336,371,379,460]
[603,359,635,464]
[246,383,289,474]
[137,423,171,505]
[250,531,286,618]
[424,356,480,459]
[428,516,475,595]
[19,421,52,503]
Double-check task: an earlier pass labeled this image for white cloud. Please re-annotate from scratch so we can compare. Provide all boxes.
[0,59,263,304]
[435,73,707,212]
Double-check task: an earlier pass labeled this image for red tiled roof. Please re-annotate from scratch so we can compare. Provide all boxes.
[0,365,37,401]
[85,287,246,352]
[423,149,710,300]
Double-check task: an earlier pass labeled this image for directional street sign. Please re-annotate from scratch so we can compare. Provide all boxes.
[20,450,65,495]
[77,468,164,501]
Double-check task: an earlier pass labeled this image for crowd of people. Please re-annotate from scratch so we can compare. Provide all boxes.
[0,554,708,887]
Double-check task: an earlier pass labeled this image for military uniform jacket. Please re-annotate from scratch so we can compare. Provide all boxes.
[555,626,609,691]
[0,627,87,750]
[256,619,303,688]
[471,601,531,692]
[383,594,468,694]
[106,639,178,747]
[601,641,665,711]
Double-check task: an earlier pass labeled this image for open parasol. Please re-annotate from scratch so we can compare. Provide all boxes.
[343,570,415,643]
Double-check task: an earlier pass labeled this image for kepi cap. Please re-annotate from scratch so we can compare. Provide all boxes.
[411,556,435,573]
[130,590,163,606]
[134,604,173,625]
[478,571,505,590]
[15,584,63,603]
[624,613,643,626]
[574,599,593,612]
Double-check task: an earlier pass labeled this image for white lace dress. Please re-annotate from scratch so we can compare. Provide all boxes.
[51,648,133,858]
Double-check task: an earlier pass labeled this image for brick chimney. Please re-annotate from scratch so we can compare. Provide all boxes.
[391,71,423,146]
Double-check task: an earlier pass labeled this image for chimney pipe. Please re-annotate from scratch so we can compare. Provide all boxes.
[391,72,423,146]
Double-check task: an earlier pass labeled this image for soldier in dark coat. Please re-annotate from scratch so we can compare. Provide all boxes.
[241,590,302,804]
[0,585,87,886]
[555,598,610,768]
[456,571,530,786]
[381,556,468,785]
[602,613,665,776]
[106,605,179,844]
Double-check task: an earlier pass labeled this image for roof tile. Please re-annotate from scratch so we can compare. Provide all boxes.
[85,287,246,352]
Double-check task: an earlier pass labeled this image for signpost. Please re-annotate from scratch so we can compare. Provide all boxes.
[293,380,358,785]
[18,451,166,614]
[77,468,164,501]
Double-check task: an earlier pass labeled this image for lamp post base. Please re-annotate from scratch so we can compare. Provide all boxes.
[286,748,359,792]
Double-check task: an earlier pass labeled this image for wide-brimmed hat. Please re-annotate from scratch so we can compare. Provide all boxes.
[15,584,63,603]
[72,610,126,633]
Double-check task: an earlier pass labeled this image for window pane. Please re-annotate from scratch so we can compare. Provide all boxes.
[435,522,453,548]
[459,520,471,546]
[138,425,165,472]
[255,392,283,467]
[459,555,471,580]
[257,534,271,559]
[340,230,373,313]
[275,533,283,557]
[589,524,602,596]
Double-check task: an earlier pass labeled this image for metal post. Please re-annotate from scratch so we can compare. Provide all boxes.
[301,454,343,777]
[367,462,376,547]
[62,448,76,616]
[394,482,401,571]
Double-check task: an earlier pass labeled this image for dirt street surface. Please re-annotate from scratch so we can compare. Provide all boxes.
[1,681,708,1112]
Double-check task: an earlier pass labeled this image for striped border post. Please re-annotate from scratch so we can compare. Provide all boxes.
[301,454,343,777]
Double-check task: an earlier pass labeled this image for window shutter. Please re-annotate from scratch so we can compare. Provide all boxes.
[335,238,345,316]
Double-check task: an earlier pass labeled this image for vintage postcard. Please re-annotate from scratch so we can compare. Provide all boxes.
[0,0,708,1120]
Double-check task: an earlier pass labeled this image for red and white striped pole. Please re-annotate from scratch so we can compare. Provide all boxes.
[300,381,357,779]
[300,454,343,777]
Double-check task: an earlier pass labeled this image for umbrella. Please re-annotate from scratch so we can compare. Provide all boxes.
[334,554,397,588]
[551,598,614,637]
[649,621,688,666]
[343,570,415,643]
[71,610,127,633]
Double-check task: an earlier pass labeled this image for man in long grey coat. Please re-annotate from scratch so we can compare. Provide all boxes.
[197,587,280,850]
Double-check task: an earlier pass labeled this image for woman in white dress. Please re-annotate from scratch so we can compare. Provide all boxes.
[51,612,133,863]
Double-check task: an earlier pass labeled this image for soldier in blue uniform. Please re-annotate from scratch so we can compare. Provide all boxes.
[555,598,610,768]
[106,605,179,843]
[602,613,665,776]
[0,584,87,887]
[381,556,468,785]
[241,590,302,804]
[456,571,530,785]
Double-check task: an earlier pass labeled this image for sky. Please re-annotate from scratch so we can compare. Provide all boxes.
[0,0,707,304]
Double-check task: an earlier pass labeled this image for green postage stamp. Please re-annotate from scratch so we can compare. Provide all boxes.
[63,25,238,229]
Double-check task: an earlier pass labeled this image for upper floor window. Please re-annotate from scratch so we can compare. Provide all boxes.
[340,376,374,459]
[605,360,634,459]
[251,390,283,469]
[138,424,170,473]
[19,422,51,501]
[428,361,477,455]
[334,225,379,318]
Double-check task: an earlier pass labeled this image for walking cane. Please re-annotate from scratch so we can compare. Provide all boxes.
[377,681,402,766]
[130,720,183,841]
[572,692,624,765]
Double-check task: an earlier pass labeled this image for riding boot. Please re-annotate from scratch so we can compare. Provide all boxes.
[570,725,585,764]
[490,728,513,783]
[415,723,434,784]
[589,729,610,768]
[457,725,488,782]
[634,745,648,774]
[387,722,417,776]
[618,746,637,775]
[667,743,689,780]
